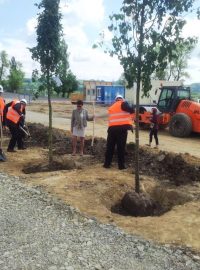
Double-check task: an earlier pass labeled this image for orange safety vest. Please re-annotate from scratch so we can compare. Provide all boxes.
[6,100,21,124]
[108,100,133,127]
[0,97,5,119]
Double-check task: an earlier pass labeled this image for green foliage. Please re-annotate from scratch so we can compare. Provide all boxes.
[55,39,78,97]
[190,83,200,92]
[197,8,200,19]
[0,50,9,83]
[31,69,47,98]
[105,0,196,96]
[103,0,196,193]
[29,0,63,165]
[30,0,63,76]
[154,37,198,81]
[113,73,126,86]
[8,57,25,93]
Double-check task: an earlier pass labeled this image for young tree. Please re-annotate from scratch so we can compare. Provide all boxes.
[55,39,78,97]
[154,38,197,81]
[0,50,9,83]
[106,0,197,193]
[114,73,126,86]
[8,57,25,93]
[63,71,78,98]
[30,0,63,165]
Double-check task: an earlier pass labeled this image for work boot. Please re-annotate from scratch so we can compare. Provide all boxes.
[18,146,27,150]
[103,164,111,169]
[119,166,126,170]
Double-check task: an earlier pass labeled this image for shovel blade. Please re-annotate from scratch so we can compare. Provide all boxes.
[0,149,7,162]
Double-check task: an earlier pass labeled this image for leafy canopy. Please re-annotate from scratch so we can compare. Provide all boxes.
[154,37,198,81]
[29,0,63,165]
[8,57,25,93]
[106,0,197,95]
[30,0,63,76]
[0,50,9,83]
[55,39,78,97]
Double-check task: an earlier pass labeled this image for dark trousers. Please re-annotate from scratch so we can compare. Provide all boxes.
[104,128,128,169]
[7,122,24,150]
[149,128,159,145]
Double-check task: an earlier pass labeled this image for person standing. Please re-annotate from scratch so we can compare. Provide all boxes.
[103,95,134,170]
[71,100,93,156]
[4,99,27,152]
[0,85,5,124]
[147,107,159,148]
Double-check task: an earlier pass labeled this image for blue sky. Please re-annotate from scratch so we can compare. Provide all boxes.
[0,0,200,84]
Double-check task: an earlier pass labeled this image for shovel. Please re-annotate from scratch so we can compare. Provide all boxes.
[0,119,6,162]
[19,125,31,137]
[90,101,95,154]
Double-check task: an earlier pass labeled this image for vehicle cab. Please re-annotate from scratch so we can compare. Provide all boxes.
[157,86,191,113]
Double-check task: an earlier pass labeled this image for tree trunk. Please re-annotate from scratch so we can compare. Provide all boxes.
[135,75,140,193]
[134,3,145,194]
[47,71,53,166]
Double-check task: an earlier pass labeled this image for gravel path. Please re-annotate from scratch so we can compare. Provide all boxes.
[0,172,200,270]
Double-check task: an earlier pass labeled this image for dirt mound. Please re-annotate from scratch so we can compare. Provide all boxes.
[111,185,193,217]
[27,123,71,147]
[23,155,82,173]
[121,191,156,217]
[137,148,200,185]
[23,123,200,185]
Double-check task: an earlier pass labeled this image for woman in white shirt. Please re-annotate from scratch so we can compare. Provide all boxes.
[71,100,93,156]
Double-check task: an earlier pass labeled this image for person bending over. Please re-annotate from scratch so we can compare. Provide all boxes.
[103,95,134,170]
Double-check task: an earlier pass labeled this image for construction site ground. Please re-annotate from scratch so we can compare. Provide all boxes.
[1,100,200,253]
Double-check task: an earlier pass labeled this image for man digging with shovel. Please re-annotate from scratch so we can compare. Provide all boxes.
[0,85,6,161]
[4,99,28,152]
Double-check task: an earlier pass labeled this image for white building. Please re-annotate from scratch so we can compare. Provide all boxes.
[125,80,184,105]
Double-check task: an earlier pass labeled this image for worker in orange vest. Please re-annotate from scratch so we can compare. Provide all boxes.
[0,85,5,124]
[4,99,27,152]
[103,95,135,170]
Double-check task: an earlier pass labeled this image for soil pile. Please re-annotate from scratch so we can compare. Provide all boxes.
[25,123,200,185]
[136,148,200,185]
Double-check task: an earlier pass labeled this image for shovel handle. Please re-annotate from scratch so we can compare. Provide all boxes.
[91,101,95,147]
[19,126,30,137]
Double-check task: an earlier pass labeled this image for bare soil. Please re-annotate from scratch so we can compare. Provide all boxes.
[1,100,200,253]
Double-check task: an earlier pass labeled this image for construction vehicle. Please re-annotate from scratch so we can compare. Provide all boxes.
[138,86,200,137]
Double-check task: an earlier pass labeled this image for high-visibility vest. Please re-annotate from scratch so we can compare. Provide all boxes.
[6,100,21,124]
[0,97,5,118]
[11,99,19,106]
[108,100,133,127]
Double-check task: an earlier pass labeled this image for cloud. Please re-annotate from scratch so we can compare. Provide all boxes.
[60,0,123,80]
[182,17,200,38]
[182,18,200,84]
[26,17,37,36]
[62,22,89,45]
[4,0,199,84]
[61,0,104,26]
[69,46,123,81]
[0,38,36,77]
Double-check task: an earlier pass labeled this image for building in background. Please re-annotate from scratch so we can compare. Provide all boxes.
[96,85,125,105]
[83,80,112,102]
